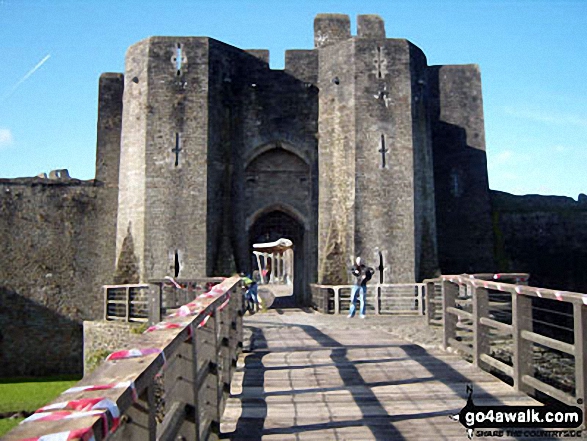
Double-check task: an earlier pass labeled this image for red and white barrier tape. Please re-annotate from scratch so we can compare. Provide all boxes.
[63,381,136,400]
[106,348,164,364]
[23,398,120,439]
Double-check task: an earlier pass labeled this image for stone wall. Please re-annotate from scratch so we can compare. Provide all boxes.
[116,40,149,283]
[83,320,141,375]
[0,286,82,376]
[0,179,117,376]
[410,45,439,281]
[492,191,587,292]
[0,69,120,377]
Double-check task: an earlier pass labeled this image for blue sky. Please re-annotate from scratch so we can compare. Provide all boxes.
[0,0,585,198]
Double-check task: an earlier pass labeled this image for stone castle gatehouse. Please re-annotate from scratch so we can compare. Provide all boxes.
[5,14,585,376]
[110,13,494,305]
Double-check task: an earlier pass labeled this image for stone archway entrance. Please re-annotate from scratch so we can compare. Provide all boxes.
[248,210,305,307]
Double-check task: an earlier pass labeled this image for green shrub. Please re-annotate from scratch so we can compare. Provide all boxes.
[130,322,149,334]
[85,348,112,373]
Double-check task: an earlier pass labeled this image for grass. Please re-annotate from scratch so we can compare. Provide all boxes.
[0,375,81,414]
[0,418,24,436]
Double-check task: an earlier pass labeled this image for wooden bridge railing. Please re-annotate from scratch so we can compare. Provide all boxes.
[5,275,243,441]
[424,274,586,419]
[311,283,425,315]
[103,277,225,324]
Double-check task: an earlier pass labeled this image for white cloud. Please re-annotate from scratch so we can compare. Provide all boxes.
[553,145,569,153]
[0,128,13,148]
[494,150,514,162]
[503,106,587,129]
[488,150,515,169]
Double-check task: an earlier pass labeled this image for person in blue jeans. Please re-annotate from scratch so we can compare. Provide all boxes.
[241,273,259,313]
[348,257,374,319]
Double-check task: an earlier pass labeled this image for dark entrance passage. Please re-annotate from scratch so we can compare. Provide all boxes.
[248,210,305,307]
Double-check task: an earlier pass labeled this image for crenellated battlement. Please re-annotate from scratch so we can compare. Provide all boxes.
[314,13,351,48]
[314,13,386,48]
[357,14,386,39]
[245,49,270,65]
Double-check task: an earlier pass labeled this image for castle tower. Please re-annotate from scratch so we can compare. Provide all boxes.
[428,65,495,273]
[316,14,438,284]
[116,38,211,282]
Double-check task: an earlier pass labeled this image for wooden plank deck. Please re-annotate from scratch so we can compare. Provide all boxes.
[220,309,542,440]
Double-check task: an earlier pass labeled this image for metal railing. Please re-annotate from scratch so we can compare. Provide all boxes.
[104,278,225,324]
[424,274,586,419]
[103,284,150,322]
[6,276,243,441]
[311,283,425,315]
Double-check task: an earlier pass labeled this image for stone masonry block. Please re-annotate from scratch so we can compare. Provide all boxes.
[357,14,386,39]
[314,14,351,48]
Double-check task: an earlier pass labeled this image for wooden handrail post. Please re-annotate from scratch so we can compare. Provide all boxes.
[197,322,213,440]
[112,381,156,441]
[228,285,242,375]
[472,286,490,368]
[103,286,108,320]
[218,300,231,417]
[425,281,435,324]
[334,287,340,315]
[513,293,534,394]
[192,322,202,441]
[125,286,130,322]
[211,311,221,436]
[442,280,458,350]
[417,284,424,316]
[166,340,198,439]
[574,303,586,419]
[149,283,162,325]
[236,287,243,351]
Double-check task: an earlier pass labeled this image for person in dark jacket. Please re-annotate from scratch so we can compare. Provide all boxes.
[348,256,374,318]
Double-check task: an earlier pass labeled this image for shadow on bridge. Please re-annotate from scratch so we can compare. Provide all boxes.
[221,313,535,440]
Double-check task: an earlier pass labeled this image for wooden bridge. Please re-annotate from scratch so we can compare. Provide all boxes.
[4,275,586,440]
[222,310,540,440]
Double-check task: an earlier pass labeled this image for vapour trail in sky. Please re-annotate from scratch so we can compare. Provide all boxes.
[1,54,51,103]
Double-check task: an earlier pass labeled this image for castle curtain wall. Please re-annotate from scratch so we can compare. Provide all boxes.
[0,74,121,376]
[0,181,117,376]
[492,191,587,292]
